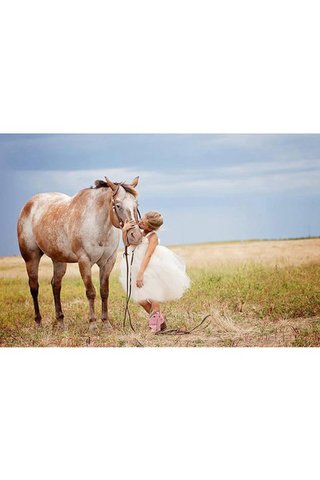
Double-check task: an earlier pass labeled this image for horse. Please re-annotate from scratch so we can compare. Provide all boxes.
[17,176,143,330]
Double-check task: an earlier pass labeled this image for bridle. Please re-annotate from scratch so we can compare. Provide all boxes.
[111,185,142,228]
[111,185,142,332]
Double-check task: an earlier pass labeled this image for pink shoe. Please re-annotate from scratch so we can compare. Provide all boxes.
[148,311,167,333]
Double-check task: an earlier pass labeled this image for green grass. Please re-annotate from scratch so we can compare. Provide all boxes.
[190,263,320,320]
[1,262,320,347]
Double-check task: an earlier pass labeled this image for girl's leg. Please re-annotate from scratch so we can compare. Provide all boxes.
[138,300,152,314]
[150,300,160,315]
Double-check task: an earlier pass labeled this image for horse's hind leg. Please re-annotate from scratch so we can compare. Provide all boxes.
[25,249,43,325]
[51,261,67,325]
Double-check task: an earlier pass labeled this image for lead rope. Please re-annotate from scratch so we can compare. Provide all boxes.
[122,205,142,332]
[123,245,136,332]
[155,314,212,335]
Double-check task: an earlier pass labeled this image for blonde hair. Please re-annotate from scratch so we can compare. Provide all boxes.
[144,211,163,231]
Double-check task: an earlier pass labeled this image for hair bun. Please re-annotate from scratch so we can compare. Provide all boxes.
[145,211,163,230]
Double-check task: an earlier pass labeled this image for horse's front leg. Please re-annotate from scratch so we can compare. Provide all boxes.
[99,254,117,331]
[78,255,97,329]
[51,260,67,326]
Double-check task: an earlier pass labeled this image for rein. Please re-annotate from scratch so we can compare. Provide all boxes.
[111,186,141,332]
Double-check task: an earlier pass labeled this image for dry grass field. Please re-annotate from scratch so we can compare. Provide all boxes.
[1,238,320,347]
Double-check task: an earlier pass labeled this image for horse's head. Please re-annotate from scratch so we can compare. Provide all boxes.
[104,176,143,245]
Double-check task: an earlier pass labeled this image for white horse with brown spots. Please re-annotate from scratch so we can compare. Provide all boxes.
[17,176,142,330]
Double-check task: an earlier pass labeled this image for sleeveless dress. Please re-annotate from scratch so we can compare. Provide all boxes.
[119,232,191,303]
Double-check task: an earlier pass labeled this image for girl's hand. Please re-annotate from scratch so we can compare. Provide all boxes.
[122,220,136,232]
[136,272,144,288]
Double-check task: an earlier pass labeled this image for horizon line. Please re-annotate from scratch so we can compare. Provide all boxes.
[2,235,319,258]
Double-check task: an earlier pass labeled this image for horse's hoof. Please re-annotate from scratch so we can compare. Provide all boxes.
[53,320,65,330]
[35,320,42,328]
[102,320,113,332]
[89,321,98,332]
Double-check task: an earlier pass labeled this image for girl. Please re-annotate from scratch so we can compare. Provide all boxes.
[119,211,191,332]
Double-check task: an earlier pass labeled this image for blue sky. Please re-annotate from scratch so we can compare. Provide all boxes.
[1,134,320,256]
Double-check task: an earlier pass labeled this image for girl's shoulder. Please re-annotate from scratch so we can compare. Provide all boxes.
[145,231,160,244]
[145,231,158,240]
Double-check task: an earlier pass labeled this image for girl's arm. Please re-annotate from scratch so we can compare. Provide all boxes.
[136,233,158,287]
[122,220,136,246]
[122,229,128,246]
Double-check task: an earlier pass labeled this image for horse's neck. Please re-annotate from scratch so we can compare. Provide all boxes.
[72,188,111,226]
[93,189,112,224]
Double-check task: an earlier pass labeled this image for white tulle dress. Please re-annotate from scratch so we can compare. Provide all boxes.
[119,232,191,303]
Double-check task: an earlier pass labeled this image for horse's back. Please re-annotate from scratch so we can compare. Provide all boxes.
[18,192,70,227]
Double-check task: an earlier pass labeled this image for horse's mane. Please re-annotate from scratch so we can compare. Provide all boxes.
[93,180,138,197]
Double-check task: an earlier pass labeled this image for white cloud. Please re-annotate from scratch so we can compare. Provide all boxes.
[16,158,320,198]
[16,168,140,194]
[141,159,320,195]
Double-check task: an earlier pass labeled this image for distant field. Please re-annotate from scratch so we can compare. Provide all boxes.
[1,238,320,347]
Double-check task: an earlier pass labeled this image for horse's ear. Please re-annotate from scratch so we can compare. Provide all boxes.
[104,177,117,192]
[130,176,139,188]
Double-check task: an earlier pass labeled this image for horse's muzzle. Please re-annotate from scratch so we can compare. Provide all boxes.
[126,225,143,246]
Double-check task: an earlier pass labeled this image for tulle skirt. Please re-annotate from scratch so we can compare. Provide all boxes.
[119,243,191,303]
